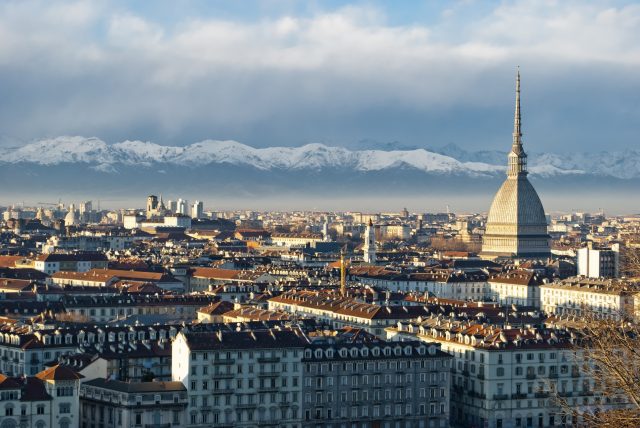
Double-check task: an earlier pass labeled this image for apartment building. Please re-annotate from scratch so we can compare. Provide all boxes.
[172,328,308,427]
[387,318,628,428]
[301,337,452,428]
[268,290,430,336]
[79,379,187,428]
[0,364,82,428]
[540,277,636,319]
[486,270,544,308]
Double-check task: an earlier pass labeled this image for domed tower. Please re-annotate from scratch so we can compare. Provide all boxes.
[480,69,550,260]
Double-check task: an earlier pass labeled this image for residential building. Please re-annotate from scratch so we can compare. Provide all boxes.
[576,242,620,278]
[540,277,636,319]
[79,379,187,428]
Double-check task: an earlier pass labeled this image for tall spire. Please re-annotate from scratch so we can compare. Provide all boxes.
[507,67,527,177]
[512,67,522,152]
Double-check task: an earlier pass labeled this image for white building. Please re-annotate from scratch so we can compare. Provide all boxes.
[540,277,636,319]
[191,200,204,219]
[177,199,188,216]
[0,364,82,428]
[363,220,377,264]
[577,242,620,278]
[172,329,307,427]
[388,319,629,428]
[486,270,544,308]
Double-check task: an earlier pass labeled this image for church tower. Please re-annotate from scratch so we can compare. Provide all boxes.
[480,69,550,260]
[363,219,377,264]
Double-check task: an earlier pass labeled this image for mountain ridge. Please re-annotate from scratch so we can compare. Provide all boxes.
[0,136,618,178]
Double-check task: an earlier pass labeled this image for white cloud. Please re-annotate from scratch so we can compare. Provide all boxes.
[0,0,638,149]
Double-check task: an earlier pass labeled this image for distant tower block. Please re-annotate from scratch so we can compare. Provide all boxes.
[146,195,158,218]
[322,220,331,242]
[363,219,377,264]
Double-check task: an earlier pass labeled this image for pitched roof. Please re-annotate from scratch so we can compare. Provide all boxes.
[35,364,84,381]
[83,378,186,394]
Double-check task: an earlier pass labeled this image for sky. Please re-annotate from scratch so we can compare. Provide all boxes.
[0,0,639,152]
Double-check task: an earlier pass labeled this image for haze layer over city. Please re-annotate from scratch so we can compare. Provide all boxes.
[1,2,639,428]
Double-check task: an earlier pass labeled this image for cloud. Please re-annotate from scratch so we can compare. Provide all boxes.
[0,0,638,151]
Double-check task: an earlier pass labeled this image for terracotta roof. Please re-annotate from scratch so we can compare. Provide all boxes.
[0,255,27,268]
[35,253,108,262]
[35,364,84,381]
[197,300,234,316]
[191,267,242,280]
[83,378,186,393]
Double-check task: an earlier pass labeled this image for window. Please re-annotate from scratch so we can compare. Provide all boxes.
[60,403,71,414]
[135,413,142,426]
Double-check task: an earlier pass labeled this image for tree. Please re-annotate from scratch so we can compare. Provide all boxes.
[620,245,640,278]
[553,312,640,427]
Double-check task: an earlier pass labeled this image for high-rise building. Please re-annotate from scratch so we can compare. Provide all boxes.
[191,200,204,219]
[363,219,376,264]
[146,195,158,218]
[480,70,550,260]
[577,242,620,278]
[177,198,188,216]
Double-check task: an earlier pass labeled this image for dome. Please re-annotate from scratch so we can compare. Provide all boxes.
[486,176,547,227]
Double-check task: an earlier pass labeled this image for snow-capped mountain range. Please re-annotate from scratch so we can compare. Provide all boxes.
[1,136,632,178]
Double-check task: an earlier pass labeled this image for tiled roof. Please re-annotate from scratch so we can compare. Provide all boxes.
[35,364,84,381]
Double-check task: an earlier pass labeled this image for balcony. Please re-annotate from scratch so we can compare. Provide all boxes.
[213,359,235,365]
[535,392,549,398]
[212,372,234,379]
[236,403,258,409]
[526,373,536,380]
[558,391,572,397]
[145,424,171,428]
[211,389,234,395]
[493,394,509,400]
[549,373,558,379]
[511,393,527,400]
[257,357,280,363]
[468,391,486,399]
[258,372,279,378]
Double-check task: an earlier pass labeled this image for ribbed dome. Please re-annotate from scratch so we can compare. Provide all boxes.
[487,176,547,227]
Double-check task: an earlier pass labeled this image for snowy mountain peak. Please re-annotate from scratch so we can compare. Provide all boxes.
[0,136,637,179]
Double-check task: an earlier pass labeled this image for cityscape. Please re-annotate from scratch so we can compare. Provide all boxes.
[1,1,639,428]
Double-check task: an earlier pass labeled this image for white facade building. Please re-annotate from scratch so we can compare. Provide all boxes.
[172,329,307,427]
[576,242,620,278]
[191,201,204,219]
[363,220,377,264]
[540,277,635,319]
